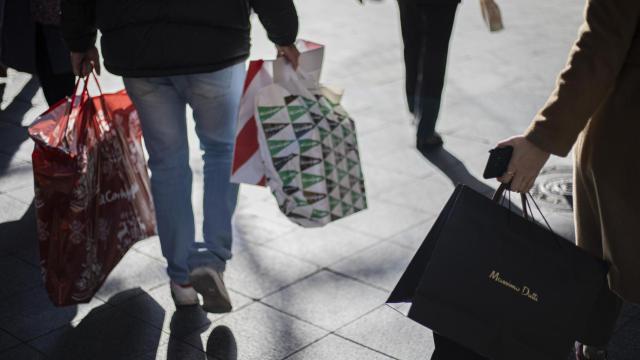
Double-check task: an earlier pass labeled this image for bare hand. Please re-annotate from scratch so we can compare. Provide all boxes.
[496,135,550,193]
[70,46,101,77]
[276,44,300,70]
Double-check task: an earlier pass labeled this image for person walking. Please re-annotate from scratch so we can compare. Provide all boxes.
[497,0,640,358]
[2,0,75,105]
[397,0,460,152]
[61,0,299,313]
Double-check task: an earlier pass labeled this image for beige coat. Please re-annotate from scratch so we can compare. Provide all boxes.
[526,0,640,303]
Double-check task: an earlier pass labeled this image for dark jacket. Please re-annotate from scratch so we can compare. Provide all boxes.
[2,0,71,74]
[60,0,298,77]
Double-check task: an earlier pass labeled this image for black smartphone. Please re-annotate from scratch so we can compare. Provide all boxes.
[483,146,513,179]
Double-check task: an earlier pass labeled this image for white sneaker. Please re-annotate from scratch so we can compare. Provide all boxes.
[170,281,199,307]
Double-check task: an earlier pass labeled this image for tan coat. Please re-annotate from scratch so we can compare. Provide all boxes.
[525,0,640,303]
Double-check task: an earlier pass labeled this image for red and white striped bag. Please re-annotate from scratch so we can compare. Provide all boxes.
[231,40,324,185]
[231,40,367,227]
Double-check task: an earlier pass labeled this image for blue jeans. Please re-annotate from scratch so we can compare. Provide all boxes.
[124,63,245,284]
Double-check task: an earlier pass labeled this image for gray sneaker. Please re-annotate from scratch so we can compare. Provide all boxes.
[190,266,232,313]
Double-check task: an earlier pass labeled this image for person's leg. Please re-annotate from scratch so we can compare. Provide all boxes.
[397,0,421,116]
[34,24,74,106]
[415,3,458,148]
[431,333,488,360]
[123,76,195,286]
[182,63,245,273]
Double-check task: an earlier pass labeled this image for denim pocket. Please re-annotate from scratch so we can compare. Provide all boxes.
[125,78,162,98]
[189,69,233,99]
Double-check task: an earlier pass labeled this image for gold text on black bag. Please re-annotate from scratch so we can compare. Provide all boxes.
[489,271,539,302]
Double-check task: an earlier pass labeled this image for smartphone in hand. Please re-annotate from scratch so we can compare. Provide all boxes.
[483,146,513,179]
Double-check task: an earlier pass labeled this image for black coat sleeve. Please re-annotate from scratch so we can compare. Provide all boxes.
[249,0,298,46]
[61,0,97,52]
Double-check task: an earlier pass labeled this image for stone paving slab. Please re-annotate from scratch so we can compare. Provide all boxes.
[285,335,394,360]
[264,223,381,268]
[0,344,45,360]
[337,305,434,360]
[337,198,431,239]
[183,302,327,360]
[262,270,388,331]
[387,219,437,251]
[330,241,416,292]
[94,251,170,305]
[0,193,28,224]
[224,244,319,299]
[0,329,20,354]
[378,174,456,214]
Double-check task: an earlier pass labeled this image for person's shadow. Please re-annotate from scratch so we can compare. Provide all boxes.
[418,146,531,219]
[165,306,237,360]
[205,326,237,360]
[44,289,165,360]
[419,146,495,197]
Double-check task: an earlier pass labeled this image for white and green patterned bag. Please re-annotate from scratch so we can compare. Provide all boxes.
[247,41,367,227]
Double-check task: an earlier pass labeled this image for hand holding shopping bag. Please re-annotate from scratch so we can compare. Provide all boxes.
[388,184,608,360]
[29,74,156,306]
[231,40,367,227]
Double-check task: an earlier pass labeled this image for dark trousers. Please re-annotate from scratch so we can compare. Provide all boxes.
[398,0,457,140]
[35,24,75,106]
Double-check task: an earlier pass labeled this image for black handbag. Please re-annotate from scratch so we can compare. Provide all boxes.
[387,184,608,360]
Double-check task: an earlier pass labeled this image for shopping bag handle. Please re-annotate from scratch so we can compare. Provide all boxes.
[492,183,555,234]
[62,67,106,130]
[57,73,92,152]
[492,183,527,216]
[60,69,109,151]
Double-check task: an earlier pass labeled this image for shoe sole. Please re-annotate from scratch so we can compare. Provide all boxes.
[190,269,232,314]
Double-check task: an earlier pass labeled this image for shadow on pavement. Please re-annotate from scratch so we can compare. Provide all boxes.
[0,201,81,358]
[419,146,495,198]
[0,76,40,125]
[206,326,237,360]
[41,289,165,360]
[165,306,210,360]
[0,202,38,262]
[0,77,39,175]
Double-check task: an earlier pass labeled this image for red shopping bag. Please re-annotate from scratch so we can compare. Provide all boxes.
[28,75,156,306]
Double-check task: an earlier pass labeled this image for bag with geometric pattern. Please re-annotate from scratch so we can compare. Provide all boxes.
[231,40,367,227]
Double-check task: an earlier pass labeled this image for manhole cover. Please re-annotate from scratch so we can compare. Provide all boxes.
[531,166,573,212]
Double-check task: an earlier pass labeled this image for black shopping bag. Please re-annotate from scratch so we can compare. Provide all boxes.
[387,184,608,360]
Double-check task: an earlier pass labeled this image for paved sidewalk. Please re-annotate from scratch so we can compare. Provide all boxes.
[1,0,638,359]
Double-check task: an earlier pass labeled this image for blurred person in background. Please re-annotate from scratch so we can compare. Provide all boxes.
[61,0,300,313]
[498,0,640,358]
[398,0,460,152]
[1,0,74,105]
